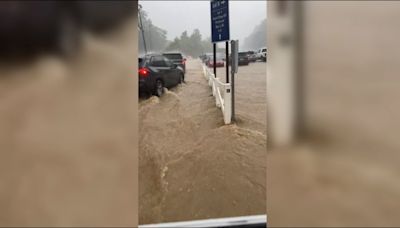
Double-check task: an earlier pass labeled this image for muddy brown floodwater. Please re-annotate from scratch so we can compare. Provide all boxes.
[139,60,266,224]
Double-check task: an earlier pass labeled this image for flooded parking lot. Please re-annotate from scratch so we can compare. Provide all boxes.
[139,59,266,224]
[215,61,267,134]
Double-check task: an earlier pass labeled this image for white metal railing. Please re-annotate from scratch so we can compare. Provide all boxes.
[202,64,232,124]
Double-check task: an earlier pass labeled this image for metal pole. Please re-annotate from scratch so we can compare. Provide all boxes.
[138,5,147,54]
[148,23,152,52]
[231,62,235,122]
[230,40,236,122]
[213,43,217,77]
[225,41,229,83]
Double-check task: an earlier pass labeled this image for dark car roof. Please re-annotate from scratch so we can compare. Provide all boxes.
[139,53,163,59]
[139,54,164,65]
[144,53,162,57]
[162,53,184,59]
[162,52,183,55]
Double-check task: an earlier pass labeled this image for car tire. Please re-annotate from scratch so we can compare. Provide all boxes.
[154,79,164,97]
[179,73,184,84]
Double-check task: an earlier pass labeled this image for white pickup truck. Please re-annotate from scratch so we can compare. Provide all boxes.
[256,47,267,62]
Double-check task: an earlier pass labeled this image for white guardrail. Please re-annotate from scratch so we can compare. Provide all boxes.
[202,64,232,124]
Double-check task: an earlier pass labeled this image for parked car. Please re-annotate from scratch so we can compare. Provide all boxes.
[139,54,185,97]
[202,53,218,63]
[238,52,250,65]
[204,53,213,63]
[247,51,257,62]
[203,55,209,63]
[227,52,250,66]
[256,47,267,62]
[0,1,136,59]
[206,56,224,68]
[162,52,186,74]
[200,54,211,63]
[199,54,205,61]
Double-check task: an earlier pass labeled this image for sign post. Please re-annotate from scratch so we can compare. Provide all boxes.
[225,41,229,83]
[210,0,233,123]
[231,40,238,121]
[231,40,239,73]
[211,0,230,80]
[213,43,217,77]
[211,0,233,122]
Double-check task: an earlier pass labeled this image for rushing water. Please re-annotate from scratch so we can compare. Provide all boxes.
[139,59,266,224]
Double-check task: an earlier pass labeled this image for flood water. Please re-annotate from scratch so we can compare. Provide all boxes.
[139,59,266,224]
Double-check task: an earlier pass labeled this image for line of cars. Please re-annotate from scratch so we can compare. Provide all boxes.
[139,52,186,97]
[238,47,267,64]
[200,53,225,68]
[199,47,267,68]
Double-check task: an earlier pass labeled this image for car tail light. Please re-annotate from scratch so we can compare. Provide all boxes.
[138,67,149,77]
[182,58,186,65]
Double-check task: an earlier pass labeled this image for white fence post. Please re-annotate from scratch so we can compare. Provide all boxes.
[223,84,232,124]
[202,61,232,124]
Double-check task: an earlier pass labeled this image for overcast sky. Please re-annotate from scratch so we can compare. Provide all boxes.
[139,0,266,42]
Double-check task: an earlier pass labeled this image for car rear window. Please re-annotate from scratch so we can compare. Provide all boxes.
[150,56,169,67]
[163,53,182,60]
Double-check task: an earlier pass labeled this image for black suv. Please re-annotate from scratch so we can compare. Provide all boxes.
[139,54,185,97]
[162,52,186,74]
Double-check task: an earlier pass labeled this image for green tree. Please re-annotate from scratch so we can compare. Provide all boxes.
[188,29,203,56]
[164,29,220,57]
[179,31,190,55]
[165,37,181,52]
[202,37,213,54]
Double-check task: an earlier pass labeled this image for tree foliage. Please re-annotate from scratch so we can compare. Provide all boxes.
[139,7,225,57]
[165,29,221,57]
[138,9,168,55]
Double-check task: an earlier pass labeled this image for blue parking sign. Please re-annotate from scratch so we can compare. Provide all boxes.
[211,0,230,43]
